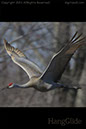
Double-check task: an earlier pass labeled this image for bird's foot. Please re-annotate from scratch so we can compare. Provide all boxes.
[72,86,81,90]
[63,84,81,90]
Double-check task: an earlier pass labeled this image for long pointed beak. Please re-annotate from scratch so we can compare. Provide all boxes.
[0,86,8,93]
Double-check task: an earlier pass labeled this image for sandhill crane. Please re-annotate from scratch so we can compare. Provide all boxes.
[2,32,86,92]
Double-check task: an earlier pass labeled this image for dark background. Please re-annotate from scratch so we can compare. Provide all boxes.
[0,0,86,21]
[0,0,86,128]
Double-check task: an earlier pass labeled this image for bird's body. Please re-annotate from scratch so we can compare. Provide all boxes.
[3,31,86,92]
[12,77,64,92]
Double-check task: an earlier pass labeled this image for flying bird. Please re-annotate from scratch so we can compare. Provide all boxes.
[2,32,86,92]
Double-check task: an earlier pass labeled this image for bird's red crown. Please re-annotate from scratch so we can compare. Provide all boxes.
[8,83,13,86]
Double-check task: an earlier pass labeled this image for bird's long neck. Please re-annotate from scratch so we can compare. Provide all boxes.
[14,77,39,89]
[14,81,33,88]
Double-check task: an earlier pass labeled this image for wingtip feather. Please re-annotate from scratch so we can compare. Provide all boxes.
[3,38,7,49]
[3,38,26,58]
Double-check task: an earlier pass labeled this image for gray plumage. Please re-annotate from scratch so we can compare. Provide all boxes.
[3,32,86,92]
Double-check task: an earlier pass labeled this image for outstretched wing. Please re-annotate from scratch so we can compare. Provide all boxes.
[4,39,42,79]
[41,32,86,83]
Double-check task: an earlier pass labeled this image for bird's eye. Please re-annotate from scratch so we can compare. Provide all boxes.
[8,83,13,86]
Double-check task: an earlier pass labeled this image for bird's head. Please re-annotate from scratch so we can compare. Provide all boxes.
[0,82,15,93]
[8,82,20,89]
[8,82,14,88]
